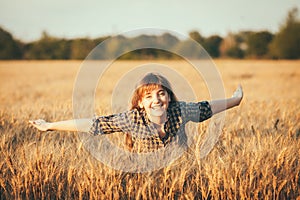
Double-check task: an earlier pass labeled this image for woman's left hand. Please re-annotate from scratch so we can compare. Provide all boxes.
[231,84,243,106]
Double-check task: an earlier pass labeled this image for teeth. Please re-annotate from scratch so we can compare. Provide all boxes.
[152,105,162,109]
[153,104,162,107]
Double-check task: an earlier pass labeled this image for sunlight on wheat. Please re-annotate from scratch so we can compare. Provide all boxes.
[0,60,299,199]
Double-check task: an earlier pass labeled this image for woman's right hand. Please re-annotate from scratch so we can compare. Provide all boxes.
[29,119,51,131]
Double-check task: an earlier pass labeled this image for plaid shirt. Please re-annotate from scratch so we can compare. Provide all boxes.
[89,101,212,153]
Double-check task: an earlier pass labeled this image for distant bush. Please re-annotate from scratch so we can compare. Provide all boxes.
[23,32,72,59]
[246,31,274,58]
[226,46,245,59]
[269,8,300,59]
[0,27,22,59]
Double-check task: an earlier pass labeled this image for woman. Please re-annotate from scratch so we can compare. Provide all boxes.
[29,72,243,153]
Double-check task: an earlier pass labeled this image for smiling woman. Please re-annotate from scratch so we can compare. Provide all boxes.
[29,72,243,154]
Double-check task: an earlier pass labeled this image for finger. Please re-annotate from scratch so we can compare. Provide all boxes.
[29,119,43,125]
[238,84,243,91]
[29,120,35,125]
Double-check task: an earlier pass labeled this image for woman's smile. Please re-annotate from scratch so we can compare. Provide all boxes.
[150,104,165,116]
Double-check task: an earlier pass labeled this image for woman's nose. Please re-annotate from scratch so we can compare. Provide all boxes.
[153,94,161,103]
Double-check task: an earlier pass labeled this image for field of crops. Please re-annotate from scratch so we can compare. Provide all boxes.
[0,60,299,199]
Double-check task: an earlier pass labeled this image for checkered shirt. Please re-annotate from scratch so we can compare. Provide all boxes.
[89,101,212,153]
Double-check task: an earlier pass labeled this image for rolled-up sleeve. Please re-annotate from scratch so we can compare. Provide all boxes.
[89,112,131,135]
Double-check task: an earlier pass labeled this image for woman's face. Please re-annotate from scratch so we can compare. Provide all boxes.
[139,86,170,117]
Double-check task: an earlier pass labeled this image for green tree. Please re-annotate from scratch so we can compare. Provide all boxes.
[172,39,204,59]
[119,34,179,60]
[247,31,273,58]
[220,32,248,58]
[203,35,223,58]
[226,46,244,58]
[189,31,205,45]
[158,33,179,49]
[0,27,22,59]
[24,31,71,59]
[70,38,96,59]
[269,7,300,59]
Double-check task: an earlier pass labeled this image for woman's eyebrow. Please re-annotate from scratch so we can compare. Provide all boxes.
[144,88,165,95]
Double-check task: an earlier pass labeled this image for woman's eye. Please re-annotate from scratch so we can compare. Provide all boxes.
[159,91,165,96]
[145,95,152,99]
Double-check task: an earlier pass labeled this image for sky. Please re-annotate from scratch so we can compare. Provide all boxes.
[0,0,299,42]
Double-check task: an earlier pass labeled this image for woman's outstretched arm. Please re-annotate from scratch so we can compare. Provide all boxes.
[29,118,93,132]
[209,85,243,115]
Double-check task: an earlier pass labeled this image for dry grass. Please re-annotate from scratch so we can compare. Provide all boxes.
[0,60,299,199]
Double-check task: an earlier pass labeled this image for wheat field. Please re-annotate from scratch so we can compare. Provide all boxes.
[0,60,299,199]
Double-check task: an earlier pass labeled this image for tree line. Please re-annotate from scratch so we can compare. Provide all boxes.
[1,7,299,60]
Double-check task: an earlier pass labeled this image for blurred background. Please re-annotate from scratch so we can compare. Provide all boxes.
[0,0,299,60]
